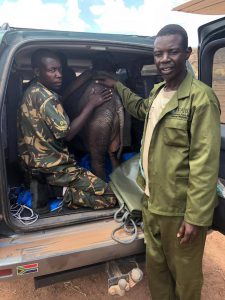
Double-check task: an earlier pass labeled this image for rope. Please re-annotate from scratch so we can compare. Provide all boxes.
[112,206,139,244]
[10,203,38,225]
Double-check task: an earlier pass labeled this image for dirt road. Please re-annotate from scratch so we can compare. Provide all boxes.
[0,230,225,300]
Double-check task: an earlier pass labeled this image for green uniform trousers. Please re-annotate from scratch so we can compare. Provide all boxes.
[46,164,116,210]
[142,199,207,300]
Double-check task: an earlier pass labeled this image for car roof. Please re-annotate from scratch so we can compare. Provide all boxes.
[0,25,155,48]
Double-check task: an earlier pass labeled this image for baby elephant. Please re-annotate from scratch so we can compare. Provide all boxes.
[63,74,124,181]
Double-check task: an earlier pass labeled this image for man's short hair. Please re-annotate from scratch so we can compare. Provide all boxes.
[156,24,188,50]
[31,49,59,68]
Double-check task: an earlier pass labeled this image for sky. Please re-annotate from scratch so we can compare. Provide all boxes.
[0,0,224,47]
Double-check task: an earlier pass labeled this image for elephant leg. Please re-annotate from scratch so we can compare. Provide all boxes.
[108,111,121,170]
[91,149,107,181]
[87,120,112,181]
[108,132,121,170]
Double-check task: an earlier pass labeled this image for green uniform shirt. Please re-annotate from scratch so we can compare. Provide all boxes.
[116,72,221,226]
[18,81,74,171]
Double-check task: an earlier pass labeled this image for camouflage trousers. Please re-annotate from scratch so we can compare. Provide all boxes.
[45,163,117,210]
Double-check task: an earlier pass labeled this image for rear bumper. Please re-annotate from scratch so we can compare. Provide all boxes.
[0,219,144,281]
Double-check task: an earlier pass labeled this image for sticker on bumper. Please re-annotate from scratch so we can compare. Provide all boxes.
[17,263,38,276]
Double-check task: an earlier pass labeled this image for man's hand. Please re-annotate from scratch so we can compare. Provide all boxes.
[177,221,201,245]
[95,78,117,88]
[65,88,112,141]
[89,87,113,108]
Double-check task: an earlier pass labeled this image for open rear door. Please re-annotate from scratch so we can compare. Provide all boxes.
[198,17,225,234]
[198,17,225,84]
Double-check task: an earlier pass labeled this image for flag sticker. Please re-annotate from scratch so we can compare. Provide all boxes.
[17,263,38,276]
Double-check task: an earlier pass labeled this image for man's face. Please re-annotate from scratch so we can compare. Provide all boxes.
[153,34,191,84]
[37,56,62,92]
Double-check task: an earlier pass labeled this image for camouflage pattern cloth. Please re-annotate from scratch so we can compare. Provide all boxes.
[18,81,72,169]
[17,81,116,210]
[46,162,117,209]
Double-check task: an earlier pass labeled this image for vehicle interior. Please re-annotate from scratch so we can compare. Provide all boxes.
[3,41,162,232]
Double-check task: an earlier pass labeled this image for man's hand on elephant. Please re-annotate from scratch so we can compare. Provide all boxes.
[95,78,117,88]
[89,88,113,108]
[177,221,201,245]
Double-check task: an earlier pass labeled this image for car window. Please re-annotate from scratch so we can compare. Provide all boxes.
[212,48,225,123]
[141,64,158,76]
[127,64,160,97]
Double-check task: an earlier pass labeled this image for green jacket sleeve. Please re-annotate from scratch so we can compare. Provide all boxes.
[115,82,149,121]
[184,91,221,226]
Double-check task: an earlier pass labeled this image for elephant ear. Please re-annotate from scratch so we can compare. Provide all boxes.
[92,70,118,81]
[62,72,93,102]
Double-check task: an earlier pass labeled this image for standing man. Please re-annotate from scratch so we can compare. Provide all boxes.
[97,24,220,299]
[18,49,116,211]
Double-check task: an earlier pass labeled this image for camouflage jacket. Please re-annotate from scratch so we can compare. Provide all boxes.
[17,81,74,171]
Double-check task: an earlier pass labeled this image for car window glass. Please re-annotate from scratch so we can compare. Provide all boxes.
[212,48,225,123]
[141,64,158,76]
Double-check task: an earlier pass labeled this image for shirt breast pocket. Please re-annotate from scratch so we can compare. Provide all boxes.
[163,119,189,147]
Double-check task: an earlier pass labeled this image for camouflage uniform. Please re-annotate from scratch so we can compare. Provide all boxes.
[17,81,116,209]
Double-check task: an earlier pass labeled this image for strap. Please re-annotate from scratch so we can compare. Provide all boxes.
[114,203,128,223]
[112,205,138,244]
[10,203,38,225]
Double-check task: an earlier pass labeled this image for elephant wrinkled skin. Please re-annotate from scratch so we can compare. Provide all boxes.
[63,76,124,181]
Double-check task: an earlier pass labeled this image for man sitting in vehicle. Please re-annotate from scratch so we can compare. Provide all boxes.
[17,48,117,212]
